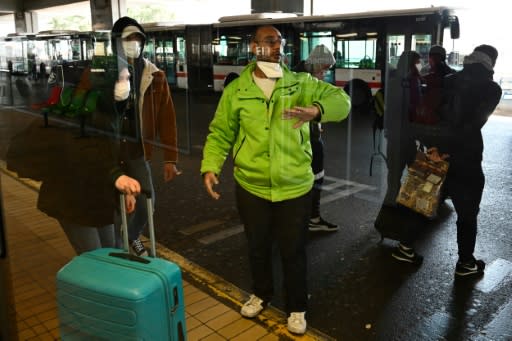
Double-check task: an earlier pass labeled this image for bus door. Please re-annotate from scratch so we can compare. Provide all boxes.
[145,32,179,88]
[185,25,213,92]
[386,33,432,72]
[386,16,434,72]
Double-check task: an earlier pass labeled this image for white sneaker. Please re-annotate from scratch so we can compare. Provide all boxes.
[240,295,265,318]
[287,311,307,334]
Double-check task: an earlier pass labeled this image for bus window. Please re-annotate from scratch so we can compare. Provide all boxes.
[298,31,334,81]
[145,38,156,61]
[158,40,176,85]
[299,31,334,63]
[387,35,405,68]
[70,39,81,61]
[412,34,432,69]
[177,36,186,64]
[212,35,250,66]
[176,36,187,89]
[443,26,460,70]
[336,37,376,69]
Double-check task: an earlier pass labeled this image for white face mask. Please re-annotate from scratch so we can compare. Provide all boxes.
[415,62,422,73]
[122,40,141,59]
[256,61,283,78]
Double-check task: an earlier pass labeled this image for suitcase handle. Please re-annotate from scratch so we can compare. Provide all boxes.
[119,193,157,258]
[108,252,151,264]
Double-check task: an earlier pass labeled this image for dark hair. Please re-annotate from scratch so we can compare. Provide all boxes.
[429,45,446,60]
[474,44,498,66]
[250,25,278,43]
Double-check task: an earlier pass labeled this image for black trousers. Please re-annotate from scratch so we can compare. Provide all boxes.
[444,162,485,262]
[311,131,324,218]
[235,184,311,313]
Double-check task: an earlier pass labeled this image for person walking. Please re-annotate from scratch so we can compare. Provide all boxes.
[200,25,351,334]
[110,17,180,256]
[294,44,339,232]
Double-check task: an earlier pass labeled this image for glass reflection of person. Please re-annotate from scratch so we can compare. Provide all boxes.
[110,17,180,256]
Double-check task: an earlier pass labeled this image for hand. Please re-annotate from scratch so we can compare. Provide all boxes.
[282,106,320,128]
[115,175,141,195]
[119,67,130,81]
[114,68,130,101]
[125,194,136,214]
[426,147,449,162]
[163,163,182,182]
[203,172,220,200]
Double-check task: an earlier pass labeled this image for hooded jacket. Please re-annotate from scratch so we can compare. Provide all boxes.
[440,55,502,167]
[201,62,351,202]
[109,17,178,184]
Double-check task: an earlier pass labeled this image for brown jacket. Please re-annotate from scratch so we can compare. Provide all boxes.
[109,59,178,185]
[139,59,178,163]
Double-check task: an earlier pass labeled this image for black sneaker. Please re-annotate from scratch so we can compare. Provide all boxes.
[392,243,423,265]
[455,259,485,277]
[308,217,339,232]
[130,239,148,257]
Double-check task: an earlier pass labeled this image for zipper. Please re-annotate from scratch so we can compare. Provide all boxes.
[233,135,246,163]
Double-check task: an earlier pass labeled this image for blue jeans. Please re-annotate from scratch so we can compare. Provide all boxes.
[114,160,155,248]
[235,184,311,314]
[59,221,115,255]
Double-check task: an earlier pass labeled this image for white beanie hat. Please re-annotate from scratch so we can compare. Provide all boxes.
[306,44,335,66]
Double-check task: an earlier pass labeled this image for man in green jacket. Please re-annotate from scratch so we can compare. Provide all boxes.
[201,25,350,335]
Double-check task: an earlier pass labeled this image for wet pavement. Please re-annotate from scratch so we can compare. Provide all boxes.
[1,74,512,340]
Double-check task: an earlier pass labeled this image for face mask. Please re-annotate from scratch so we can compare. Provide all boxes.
[415,63,422,73]
[256,61,283,78]
[122,40,141,59]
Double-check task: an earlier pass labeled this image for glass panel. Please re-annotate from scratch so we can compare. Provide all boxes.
[387,35,405,68]
[443,27,461,70]
[212,35,250,66]
[412,34,432,71]
[299,31,334,82]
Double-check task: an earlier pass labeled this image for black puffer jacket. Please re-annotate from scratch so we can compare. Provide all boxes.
[440,63,502,167]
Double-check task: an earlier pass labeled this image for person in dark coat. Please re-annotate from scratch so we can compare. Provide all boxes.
[438,44,502,277]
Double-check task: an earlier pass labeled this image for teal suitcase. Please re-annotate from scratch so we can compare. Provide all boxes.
[57,195,186,340]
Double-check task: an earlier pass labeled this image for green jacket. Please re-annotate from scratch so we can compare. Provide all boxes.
[201,62,351,202]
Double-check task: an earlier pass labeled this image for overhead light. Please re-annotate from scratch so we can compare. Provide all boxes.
[336,33,357,38]
[366,32,378,37]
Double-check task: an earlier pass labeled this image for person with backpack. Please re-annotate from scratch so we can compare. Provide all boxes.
[438,44,502,277]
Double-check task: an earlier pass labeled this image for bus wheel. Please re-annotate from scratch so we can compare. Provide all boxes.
[343,79,372,114]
